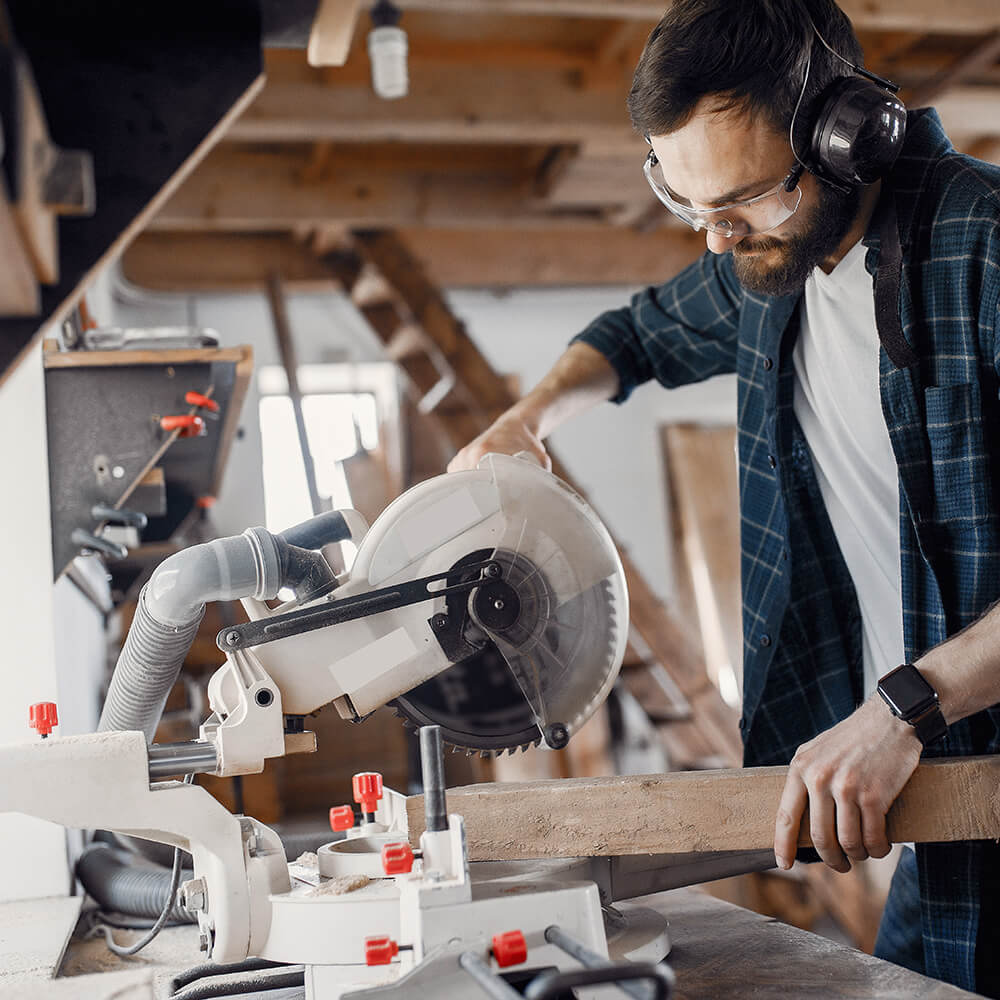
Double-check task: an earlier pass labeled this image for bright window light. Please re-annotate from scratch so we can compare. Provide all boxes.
[259,390,379,535]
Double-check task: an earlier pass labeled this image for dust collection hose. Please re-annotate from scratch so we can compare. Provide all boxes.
[89,514,353,918]
[76,843,194,924]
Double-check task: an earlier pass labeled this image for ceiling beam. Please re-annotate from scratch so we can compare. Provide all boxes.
[149,148,625,230]
[228,61,640,147]
[389,1,1000,34]
[904,31,1000,107]
[122,228,706,290]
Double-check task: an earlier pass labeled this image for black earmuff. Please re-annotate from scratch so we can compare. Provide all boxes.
[808,75,907,188]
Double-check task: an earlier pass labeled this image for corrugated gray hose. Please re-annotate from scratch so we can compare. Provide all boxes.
[77,843,195,924]
[88,519,349,920]
[98,585,204,740]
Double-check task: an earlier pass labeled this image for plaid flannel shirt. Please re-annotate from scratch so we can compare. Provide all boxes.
[574,109,1000,993]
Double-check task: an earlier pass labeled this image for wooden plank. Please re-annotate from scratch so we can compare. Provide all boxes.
[308,0,363,67]
[122,228,704,290]
[405,755,1000,860]
[0,179,40,316]
[662,424,742,700]
[389,1,1000,34]
[227,62,639,145]
[42,346,249,369]
[150,149,616,231]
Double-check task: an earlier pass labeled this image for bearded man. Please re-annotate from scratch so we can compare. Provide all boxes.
[449,0,1000,994]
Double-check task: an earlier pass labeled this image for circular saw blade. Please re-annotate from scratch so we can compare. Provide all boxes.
[390,547,619,756]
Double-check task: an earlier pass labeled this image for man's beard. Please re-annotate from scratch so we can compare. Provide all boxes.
[730,182,862,296]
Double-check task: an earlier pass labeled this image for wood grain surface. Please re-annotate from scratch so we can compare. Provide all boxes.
[406,756,1000,860]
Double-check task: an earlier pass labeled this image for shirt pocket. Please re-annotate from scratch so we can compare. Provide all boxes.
[923,382,990,524]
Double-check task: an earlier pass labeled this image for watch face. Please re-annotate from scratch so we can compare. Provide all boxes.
[880,664,936,717]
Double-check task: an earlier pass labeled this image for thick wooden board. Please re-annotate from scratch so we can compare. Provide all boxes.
[406,755,1000,860]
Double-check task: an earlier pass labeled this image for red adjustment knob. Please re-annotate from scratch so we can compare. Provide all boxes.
[184,391,221,414]
[381,842,414,875]
[492,930,527,968]
[365,936,399,966]
[29,702,58,738]
[329,805,355,832]
[353,772,383,816]
[160,414,206,438]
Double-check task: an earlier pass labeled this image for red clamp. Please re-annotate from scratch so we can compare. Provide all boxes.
[185,391,221,418]
[329,805,355,832]
[492,930,527,968]
[29,702,58,738]
[381,842,414,876]
[365,936,399,966]
[353,772,383,816]
[160,414,206,438]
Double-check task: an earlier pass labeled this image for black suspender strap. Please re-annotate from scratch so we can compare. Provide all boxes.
[873,194,918,369]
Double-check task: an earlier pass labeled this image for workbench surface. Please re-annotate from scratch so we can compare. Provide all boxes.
[645,888,983,999]
[7,887,985,999]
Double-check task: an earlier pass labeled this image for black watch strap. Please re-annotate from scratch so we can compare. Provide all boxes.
[909,702,948,747]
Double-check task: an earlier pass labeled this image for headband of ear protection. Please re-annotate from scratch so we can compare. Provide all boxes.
[795,19,907,190]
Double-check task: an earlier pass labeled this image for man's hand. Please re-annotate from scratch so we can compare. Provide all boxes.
[773,697,922,872]
[447,414,550,473]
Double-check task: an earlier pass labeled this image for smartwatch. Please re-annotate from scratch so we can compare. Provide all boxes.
[877,663,948,747]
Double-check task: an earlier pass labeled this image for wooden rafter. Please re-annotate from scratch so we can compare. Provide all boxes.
[122,228,704,291]
[387,1,1000,34]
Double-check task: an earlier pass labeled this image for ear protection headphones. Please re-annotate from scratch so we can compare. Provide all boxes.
[792,18,907,191]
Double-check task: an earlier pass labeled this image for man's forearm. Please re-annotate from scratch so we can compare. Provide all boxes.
[917,600,1000,725]
[512,341,620,440]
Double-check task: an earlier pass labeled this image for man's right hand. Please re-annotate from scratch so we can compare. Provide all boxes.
[446,414,551,473]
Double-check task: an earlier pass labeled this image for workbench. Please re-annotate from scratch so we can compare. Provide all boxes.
[3,887,984,999]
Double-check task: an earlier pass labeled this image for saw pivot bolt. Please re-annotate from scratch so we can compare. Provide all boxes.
[381,841,415,875]
[365,936,401,966]
[329,805,355,832]
[29,702,58,738]
[544,722,570,750]
[353,771,383,822]
[492,929,527,968]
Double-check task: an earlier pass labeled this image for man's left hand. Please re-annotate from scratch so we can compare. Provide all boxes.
[773,697,922,872]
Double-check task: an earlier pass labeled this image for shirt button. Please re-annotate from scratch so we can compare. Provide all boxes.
[768,454,777,469]
[759,634,771,647]
[762,357,773,371]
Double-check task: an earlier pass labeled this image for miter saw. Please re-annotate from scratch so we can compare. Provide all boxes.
[1,453,693,998]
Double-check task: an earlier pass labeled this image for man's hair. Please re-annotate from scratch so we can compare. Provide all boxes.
[627,0,864,148]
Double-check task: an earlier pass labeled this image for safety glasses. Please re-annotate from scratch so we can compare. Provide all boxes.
[643,150,804,238]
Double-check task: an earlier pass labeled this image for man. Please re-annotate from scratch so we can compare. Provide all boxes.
[448,0,1000,994]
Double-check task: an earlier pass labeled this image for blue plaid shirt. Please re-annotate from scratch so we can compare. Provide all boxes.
[575,109,1000,994]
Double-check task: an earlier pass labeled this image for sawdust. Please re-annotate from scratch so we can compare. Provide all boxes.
[307,873,371,897]
[294,852,319,869]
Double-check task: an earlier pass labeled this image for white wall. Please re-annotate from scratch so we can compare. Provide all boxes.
[0,340,73,901]
[112,276,737,603]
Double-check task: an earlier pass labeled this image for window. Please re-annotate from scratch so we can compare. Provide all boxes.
[257,363,401,535]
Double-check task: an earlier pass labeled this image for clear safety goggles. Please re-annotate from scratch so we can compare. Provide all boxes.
[643,150,804,238]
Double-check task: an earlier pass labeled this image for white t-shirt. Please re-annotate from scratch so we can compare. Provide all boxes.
[792,239,905,698]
